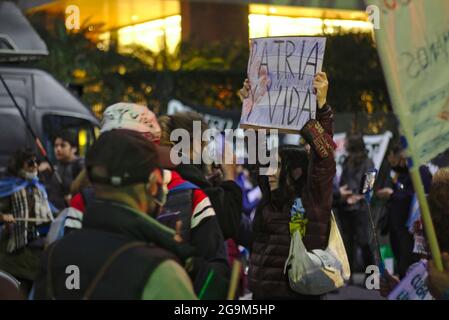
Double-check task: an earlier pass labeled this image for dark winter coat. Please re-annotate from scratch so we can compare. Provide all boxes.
[249,105,336,300]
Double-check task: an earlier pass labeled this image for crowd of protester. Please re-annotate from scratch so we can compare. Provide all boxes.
[0,72,449,300]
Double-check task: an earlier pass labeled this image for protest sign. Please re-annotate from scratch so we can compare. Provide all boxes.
[369,0,449,271]
[369,0,449,164]
[240,36,326,133]
[388,260,434,300]
[334,131,392,184]
[168,99,241,130]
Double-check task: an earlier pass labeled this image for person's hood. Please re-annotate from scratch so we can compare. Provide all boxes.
[175,164,212,189]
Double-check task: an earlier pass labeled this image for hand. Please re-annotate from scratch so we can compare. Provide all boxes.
[347,194,364,205]
[313,72,329,109]
[376,188,393,200]
[38,161,51,172]
[207,167,224,186]
[238,78,251,102]
[221,146,237,181]
[427,252,449,299]
[379,270,400,298]
[339,185,353,201]
[0,214,15,224]
[64,194,72,204]
[174,220,183,243]
[221,163,237,181]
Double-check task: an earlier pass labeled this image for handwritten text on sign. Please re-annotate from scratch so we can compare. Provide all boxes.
[388,260,434,300]
[240,37,326,132]
[369,0,449,164]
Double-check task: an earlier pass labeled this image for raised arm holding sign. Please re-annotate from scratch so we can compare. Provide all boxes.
[240,36,326,133]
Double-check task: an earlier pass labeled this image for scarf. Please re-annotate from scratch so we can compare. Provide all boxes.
[0,177,53,253]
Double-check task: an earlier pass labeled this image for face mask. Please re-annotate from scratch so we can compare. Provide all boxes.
[146,181,168,217]
[154,183,168,207]
[20,170,38,181]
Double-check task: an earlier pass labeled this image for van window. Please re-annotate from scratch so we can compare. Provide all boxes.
[0,109,28,153]
[42,115,96,162]
[0,108,29,172]
[0,106,30,176]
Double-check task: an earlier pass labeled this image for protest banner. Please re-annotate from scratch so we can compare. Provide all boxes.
[240,36,326,133]
[369,0,449,270]
[388,260,433,300]
[167,98,241,130]
[334,131,392,184]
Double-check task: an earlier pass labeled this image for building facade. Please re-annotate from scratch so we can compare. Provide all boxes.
[25,0,373,54]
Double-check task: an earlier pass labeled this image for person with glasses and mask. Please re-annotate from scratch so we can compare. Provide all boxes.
[33,130,197,299]
[0,148,54,295]
[65,103,230,299]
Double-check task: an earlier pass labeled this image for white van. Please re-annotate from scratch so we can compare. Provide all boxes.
[0,2,99,174]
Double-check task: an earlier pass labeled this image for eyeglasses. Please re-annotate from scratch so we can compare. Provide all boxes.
[26,159,38,167]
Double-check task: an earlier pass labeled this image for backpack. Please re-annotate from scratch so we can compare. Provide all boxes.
[157,181,199,242]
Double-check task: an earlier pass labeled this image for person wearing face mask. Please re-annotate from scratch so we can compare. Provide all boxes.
[0,148,54,295]
[376,143,432,278]
[158,112,244,243]
[248,72,337,300]
[33,130,197,299]
[54,104,229,299]
[99,103,230,299]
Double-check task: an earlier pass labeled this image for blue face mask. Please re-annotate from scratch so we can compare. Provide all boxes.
[20,170,38,181]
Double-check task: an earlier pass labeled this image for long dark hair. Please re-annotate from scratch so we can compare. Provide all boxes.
[253,145,309,236]
[345,133,368,169]
[7,148,37,177]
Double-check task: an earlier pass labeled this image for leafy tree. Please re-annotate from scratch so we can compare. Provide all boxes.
[26,11,391,129]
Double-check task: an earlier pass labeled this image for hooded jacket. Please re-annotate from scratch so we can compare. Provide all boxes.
[249,105,336,300]
[175,164,243,241]
[33,199,197,299]
[160,170,230,299]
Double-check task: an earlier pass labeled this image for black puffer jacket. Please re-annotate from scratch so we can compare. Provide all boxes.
[249,105,336,300]
[249,195,316,300]
[176,164,243,241]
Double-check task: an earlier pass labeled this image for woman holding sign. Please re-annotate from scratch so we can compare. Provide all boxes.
[242,72,339,299]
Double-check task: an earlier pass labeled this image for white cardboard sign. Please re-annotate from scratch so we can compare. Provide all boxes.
[240,36,326,133]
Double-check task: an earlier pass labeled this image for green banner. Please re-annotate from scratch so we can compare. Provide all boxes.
[369,0,449,271]
[369,0,449,165]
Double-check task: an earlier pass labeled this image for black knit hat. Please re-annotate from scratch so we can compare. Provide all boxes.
[86,129,171,187]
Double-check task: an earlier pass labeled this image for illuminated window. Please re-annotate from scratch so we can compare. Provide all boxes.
[97,32,110,51]
[92,103,104,118]
[117,15,181,54]
[249,4,373,38]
